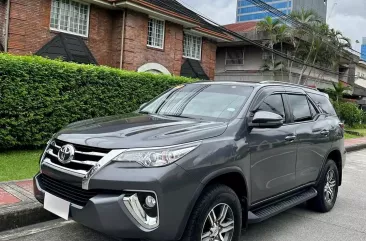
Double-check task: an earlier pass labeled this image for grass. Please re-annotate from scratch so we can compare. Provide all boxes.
[344,133,359,139]
[0,150,42,182]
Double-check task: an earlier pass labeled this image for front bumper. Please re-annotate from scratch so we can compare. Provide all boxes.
[34,161,201,241]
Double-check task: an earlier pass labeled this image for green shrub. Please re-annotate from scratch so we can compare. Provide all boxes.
[0,54,195,149]
[362,111,366,125]
[337,101,363,127]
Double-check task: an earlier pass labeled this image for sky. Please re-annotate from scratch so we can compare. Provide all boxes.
[182,0,366,52]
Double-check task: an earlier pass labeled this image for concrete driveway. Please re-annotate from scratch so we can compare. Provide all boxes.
[1,150,365,241]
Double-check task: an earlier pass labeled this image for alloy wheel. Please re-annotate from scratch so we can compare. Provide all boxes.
[324,169,336,203]
[201,203,235,241]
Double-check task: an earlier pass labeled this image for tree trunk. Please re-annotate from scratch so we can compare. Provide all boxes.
[288,42,301,82]
[297,36,315,84]
[305,50,320,85]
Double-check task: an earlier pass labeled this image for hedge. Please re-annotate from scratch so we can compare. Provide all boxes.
[332,100,363,127]
[0,54,195,149]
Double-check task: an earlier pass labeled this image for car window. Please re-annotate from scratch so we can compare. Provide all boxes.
[308,99,319,117]
[142,84,254,121]
[308,93,337,116]
[288,95,312,122]
[257,94,285,118]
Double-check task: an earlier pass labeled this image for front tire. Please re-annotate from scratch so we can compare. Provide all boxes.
[180,184,242,241]
[308,159,339,212]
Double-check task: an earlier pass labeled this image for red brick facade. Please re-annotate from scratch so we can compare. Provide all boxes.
[3,0,218,79]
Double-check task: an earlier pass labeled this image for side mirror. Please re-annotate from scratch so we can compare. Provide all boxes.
[249,111,284,128]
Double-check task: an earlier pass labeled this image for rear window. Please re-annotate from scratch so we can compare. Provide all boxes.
[308,93,337,116]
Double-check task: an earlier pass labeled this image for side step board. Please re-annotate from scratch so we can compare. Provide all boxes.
[248,188,317,224]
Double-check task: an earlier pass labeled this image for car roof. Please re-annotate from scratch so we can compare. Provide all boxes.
[192,81,327,96]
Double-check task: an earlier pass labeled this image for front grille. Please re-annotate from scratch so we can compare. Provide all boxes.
[44,139,111,172]
[40,174,97,206]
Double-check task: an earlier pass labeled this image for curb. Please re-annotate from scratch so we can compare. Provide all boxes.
[345,143,366,153]
[0,202,57,232]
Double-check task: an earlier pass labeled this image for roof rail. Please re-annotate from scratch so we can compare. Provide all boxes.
[259,81,319,91]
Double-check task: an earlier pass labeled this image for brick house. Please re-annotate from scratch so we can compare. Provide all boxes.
[0,0,232,79]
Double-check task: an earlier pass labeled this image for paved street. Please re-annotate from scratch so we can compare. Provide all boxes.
[1,150,366,241]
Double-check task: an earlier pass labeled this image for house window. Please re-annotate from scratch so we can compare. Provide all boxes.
[183,34,202,60]
[50,0,90,37]
[147,18,165,49]
[225,48,244,65]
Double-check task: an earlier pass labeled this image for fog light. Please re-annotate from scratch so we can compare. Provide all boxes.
[145,195,156,208]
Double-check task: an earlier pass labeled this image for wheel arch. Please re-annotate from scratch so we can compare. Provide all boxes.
[175,167,249,240]
[317,148,343,186]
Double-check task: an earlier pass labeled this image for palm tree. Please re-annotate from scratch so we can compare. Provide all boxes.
[257,17,283,67]
[288,10,321,82]
[326,82,352,103]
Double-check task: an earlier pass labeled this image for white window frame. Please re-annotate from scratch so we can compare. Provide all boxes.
[183,33,202,61]
[147,17,165,49]
[50,0,90,37]
[225,48,245,66]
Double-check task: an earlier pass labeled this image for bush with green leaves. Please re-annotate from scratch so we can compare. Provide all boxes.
[0,54,195,149]
[337,102,363,127]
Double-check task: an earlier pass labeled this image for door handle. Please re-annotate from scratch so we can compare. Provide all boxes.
[320,130,329,136]
[285,135,296,142]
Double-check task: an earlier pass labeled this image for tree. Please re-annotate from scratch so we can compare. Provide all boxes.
[257,17,283,68]
[287,10,321,82]
[326,82,352,103]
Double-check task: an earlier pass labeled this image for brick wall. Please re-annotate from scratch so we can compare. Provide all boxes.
[200,39,217,80]
[0,0,7,50]
[4,1,217,79]
[123,9,184,76]
[6,0,120,67]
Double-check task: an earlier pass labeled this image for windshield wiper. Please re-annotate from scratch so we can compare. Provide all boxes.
[163,114,194,119]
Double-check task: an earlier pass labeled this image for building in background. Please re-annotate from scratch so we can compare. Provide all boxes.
[0,0,230,80]
[236,0,327,22]
[361,37,366,61]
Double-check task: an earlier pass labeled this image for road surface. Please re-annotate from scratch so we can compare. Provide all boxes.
[1,150,366,241]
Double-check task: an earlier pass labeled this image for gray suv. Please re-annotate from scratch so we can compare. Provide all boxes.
[34,81,346,241]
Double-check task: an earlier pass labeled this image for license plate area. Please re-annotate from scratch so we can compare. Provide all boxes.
[44,192,70,220]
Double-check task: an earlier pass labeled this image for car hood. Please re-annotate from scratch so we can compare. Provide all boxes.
[55,113,228,149]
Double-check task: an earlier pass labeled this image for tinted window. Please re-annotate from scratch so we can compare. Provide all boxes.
[142,84,253,121]
[308,93,337,116]
[288,95,312,122]
[257,94,285,118]
[308,100,318,117]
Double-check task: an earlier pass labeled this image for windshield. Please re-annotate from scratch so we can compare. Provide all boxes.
[141,84,253,121]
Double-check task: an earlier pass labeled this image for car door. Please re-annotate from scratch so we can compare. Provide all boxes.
[247,87,298,203]
[284,88,332,186]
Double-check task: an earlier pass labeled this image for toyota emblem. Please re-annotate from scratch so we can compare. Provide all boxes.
[58,144,75,164]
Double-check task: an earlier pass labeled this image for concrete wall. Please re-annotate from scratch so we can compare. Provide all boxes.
[215,45,338,88]
[293,0,327,21]
[355,63,366,89]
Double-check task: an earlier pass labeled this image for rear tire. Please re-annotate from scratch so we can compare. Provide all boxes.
[308,159,339,212]
[180,184,242,241]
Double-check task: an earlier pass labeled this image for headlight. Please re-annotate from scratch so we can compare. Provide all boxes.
[113,142,201,167]
[40,138,53,166]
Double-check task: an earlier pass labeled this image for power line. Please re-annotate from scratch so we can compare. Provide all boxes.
[171,0,357,78]
[246,0,362,57]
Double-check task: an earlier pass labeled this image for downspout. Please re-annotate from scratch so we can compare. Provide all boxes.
[119,9,126,69]
[4,0,10,52]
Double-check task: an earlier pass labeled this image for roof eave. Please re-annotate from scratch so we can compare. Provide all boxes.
[92,0,229,41]
[189,28,233,42]
[115,0,199,28]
